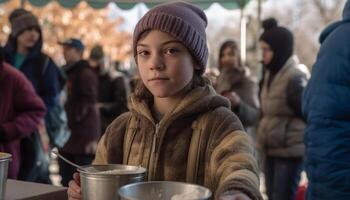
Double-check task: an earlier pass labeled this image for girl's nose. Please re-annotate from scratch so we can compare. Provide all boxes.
[150,55,165,70]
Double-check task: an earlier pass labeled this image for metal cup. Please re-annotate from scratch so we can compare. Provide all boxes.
[78,164,146,200]
[119,181,212,200]
[0,153,12,200]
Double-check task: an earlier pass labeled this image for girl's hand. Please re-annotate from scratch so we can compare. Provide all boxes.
[67,172,82,200]
[220,192,251,200]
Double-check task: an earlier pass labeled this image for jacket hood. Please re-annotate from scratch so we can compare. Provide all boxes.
[3,29,43,63]
[128,84,230,124]
[319,0,350,43]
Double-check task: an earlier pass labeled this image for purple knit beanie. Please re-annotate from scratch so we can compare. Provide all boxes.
[133,1,208,74]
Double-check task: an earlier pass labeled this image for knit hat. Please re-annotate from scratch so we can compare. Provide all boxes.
[90,45,104,61]
[133,2,208,74]
[9,8,40,37]
[260,18,294,74]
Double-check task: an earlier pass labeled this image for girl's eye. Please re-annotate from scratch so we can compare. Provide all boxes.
[165,48,179,55]
[137,50,149,56]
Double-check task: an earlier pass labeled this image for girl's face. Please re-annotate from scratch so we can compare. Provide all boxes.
[136,30,196,99]
[220,47,239,69]
[260,41,273,65]
[16,27,40,49]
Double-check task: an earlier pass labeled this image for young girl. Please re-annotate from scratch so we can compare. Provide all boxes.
[215,40,260,133]
[67,2,261,200]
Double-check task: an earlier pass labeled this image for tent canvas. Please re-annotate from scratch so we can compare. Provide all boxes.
[0,0,250,10]
[0,0,258,64]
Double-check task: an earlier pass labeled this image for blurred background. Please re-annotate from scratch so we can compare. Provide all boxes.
[0,0,347,78]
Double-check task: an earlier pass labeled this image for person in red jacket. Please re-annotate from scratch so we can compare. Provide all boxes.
[0,48,46,179]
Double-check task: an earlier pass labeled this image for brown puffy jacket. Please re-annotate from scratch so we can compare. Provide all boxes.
[94,85,262,199]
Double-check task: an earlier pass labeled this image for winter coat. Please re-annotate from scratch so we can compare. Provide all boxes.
[3,34,61,112]
[93,84,262,200]
[258,56,309,158]
[96,70,128,133]
[0,62,46,178]
[215,67,260,129]
[61,60,100,155]
[302,1,350,199]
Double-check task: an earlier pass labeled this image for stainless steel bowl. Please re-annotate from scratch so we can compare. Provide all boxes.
[78,164,146,200]
[0,152,11,200]
[118,181,212,200]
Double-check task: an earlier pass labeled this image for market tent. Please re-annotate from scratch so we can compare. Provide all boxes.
[0,0,250,10]
[111,0,248,10]
[0,0,258,64]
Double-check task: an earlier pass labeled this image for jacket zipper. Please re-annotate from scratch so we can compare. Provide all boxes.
[148,123,159,180]
[152,124,160,153]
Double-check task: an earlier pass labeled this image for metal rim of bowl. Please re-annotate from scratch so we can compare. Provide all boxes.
[0,152,12,161]
[118,181,212,199]
[78,164,147,176]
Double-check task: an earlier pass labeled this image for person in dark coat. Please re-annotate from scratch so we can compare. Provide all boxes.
[3,8,62,184]
[58,38,100,187]
[215,40,260,134]
[257,18,309,200]
[88,45,128,134]
[302,1,350,199]
[3,8,61,112]
[0,48,46,179]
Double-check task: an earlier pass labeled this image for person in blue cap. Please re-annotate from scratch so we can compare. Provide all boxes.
[58,38,101,187]
[59,38,85,65]
[302,1,350,199]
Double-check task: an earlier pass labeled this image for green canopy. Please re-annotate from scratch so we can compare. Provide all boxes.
[0,0,250,10]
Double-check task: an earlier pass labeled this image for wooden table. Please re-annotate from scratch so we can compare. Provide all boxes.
[5,179,67,200]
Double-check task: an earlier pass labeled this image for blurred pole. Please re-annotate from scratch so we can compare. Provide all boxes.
[240,7,247,65]
[258,0,261,31]
[20,0,25,8]
[137,3,143,20]
[256,0,263,81]
[256,0,262,54]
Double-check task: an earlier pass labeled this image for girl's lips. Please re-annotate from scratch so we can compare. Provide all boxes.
[148,78,170,85]
[149,77,169,81]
